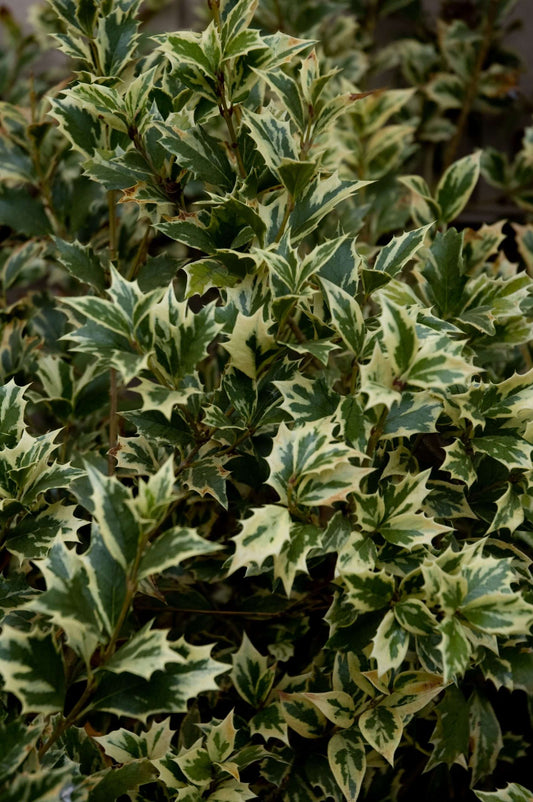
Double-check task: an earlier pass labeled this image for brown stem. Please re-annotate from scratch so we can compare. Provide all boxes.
[139,605,287,617]
[443,0,500,168]
[286,315,306,344]
[126,223,152,281]
[38,678,95,759]
[101,582,136,664]
[208,0,221,27]
[273,0,284,31]
[366,406,388,458]
[220,95,246,179]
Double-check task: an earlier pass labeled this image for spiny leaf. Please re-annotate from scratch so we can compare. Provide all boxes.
[0,627,65,714]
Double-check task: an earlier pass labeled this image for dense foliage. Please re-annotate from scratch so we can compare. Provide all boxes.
[1,0,533,799]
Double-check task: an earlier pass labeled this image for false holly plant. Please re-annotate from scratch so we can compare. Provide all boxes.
[0,0,533,800]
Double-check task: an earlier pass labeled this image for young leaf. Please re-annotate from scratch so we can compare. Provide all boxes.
[104,622,185,681]
[230,633,275,707]
[374,224,432,277]
[138,527,220,580]
[84,464,142,571]
[319,277,365,356]
[436,151,481,224]
[93,718,174,763]
[206,710,237,763]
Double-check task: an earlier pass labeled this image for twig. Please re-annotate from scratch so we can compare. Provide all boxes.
[107,368,118,476]
[443,0,500,168]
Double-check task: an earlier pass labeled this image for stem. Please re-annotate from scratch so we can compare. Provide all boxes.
[126,223,152,281]
[520,343,533,370]
[208,0,221,27]
[273,0,284,31]
[140,605,286,618]
[443,0,500,168]
[274,196,294,243]
[366,406,388,459]
[276,299,297,339]
[349,359,359,394]
[107,190,118,264]
[101,580,135,663]
[38,677,95,759]
[107,367,118,476]
[219,92,246,178]
[209,0,246,179]
[285,315,307,344]
[107,188,119,476]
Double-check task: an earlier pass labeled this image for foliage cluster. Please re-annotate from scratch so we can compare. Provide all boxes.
[1,0,533,800]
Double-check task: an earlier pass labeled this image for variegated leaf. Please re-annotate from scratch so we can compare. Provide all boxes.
[341,570,395,612]
[249,702,289,745]
[84,463,142,570]
[31,539,110,663]
[93,718,173,762]
[176,738,213,786]
[206,710,237,763]
[319,277,365,356]
[0,379,28,448]
[374,224,432,277]
[441,439,477,486]
[460,593,533,635]
[471,436,532,472]
[359,705,402,765]
[468,691,503,785]
[475,783,533,802]
[273,523,321,596]
[274,375,339,422]
[383,670,446,716]
[289,174,370,242]
[230,633,275,707]
[327,729,366,802]
[139,527,220,580]
[243,109,298,175]
[436,151,481,224]
[438,617,472,681]
[92,640,226,723]
[0,627,65,714]
[279,692,327,738]
[394,598,437,636]
[222,310,276,380]
[426,685,469,770]
[267,421,365,507]
[382,392,441,438]
[371,609,410,676]
[301,691,356,728]
[103,622,183,680]
[230,505,291,573]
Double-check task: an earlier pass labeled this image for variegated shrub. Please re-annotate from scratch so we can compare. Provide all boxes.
[0,0,533,800]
